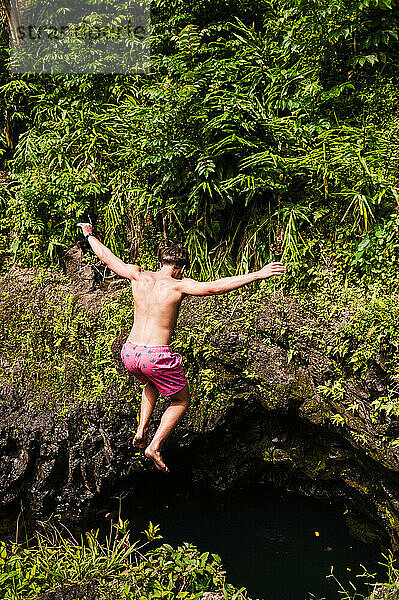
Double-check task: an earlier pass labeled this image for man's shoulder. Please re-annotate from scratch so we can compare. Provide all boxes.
[128,264,143,280]
[175,277,205,295]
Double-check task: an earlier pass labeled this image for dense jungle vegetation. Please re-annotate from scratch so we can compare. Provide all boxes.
[2,3,399,599]
[0,0,399,290]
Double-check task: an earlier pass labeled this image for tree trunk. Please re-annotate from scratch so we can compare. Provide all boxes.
[0,0,22,48]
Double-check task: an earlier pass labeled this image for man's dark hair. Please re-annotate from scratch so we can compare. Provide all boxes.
[158,242,190,269]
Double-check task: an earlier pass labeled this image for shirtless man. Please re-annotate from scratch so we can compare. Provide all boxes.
[77,222,286,472]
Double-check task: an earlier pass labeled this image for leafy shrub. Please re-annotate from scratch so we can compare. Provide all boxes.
[0,518,249,600]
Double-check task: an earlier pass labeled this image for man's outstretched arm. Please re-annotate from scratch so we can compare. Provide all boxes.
[76,222,140,280]
[179,262,286,296]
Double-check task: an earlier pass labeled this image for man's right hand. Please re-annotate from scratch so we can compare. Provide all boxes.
[257,262,286,279]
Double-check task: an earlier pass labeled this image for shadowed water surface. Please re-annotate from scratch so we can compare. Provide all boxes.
[125,480,388,600]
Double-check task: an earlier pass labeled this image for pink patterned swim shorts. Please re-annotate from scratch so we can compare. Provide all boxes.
[120,340,187,397]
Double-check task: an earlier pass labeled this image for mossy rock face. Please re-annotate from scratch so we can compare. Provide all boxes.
[1,263,399,550]
[345,514,382,546]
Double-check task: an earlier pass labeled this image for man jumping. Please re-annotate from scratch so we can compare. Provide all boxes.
[77,223,286,472]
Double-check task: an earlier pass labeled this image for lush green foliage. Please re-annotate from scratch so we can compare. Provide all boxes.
[1,3,399,595]
[0,518,249,599]
[1,0,399,284]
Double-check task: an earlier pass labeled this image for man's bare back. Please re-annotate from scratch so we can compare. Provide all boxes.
[77,223,286,472]
[128,268,184,346]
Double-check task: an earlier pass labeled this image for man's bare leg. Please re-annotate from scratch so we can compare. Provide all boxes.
[145,384,190,472]
[133,382,160,448]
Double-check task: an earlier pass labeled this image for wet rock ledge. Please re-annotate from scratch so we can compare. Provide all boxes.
[1,253,399,551]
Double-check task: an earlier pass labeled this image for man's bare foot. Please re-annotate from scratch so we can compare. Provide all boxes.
[133,428,147,448]
[144,445,169,472]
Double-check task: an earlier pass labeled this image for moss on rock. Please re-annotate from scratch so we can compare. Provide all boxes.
[1,263,399,549]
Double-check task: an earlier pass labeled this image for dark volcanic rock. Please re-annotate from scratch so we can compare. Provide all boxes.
[35,580,98,600]
[0,396,141,517]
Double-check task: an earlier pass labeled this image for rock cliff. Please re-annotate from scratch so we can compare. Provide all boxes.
[1,248,399,550]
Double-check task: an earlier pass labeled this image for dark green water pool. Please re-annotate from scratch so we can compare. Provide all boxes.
[0,479,390,599]
[123,479,389,600]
